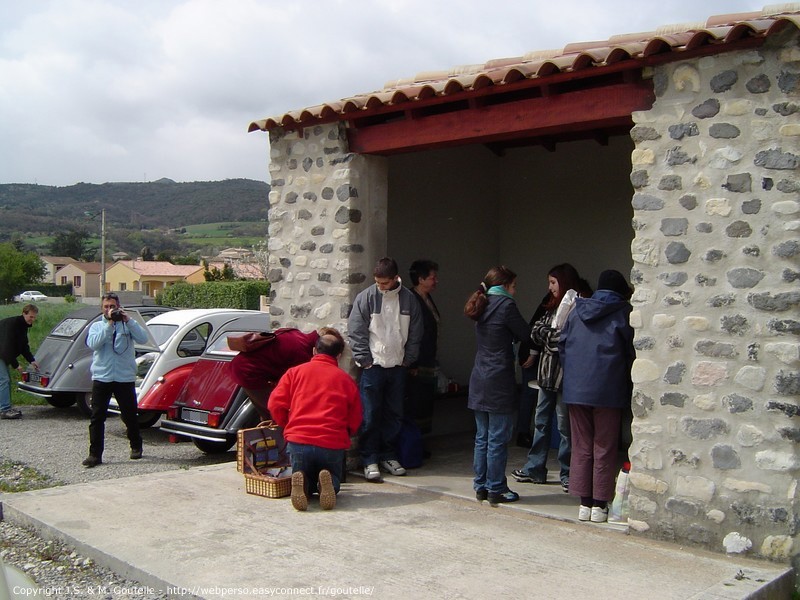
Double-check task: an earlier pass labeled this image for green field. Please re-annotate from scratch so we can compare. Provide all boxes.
[0,302,92,406]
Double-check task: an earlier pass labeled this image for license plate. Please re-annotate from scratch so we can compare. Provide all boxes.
[181,408,208,424]
[28,372,42,384]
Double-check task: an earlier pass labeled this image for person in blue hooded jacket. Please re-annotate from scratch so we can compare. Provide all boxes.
[558,269,635,523]
[464,265,531,505]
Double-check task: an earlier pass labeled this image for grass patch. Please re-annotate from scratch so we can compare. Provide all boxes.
[0,460,61,492]
[0,302,92,406]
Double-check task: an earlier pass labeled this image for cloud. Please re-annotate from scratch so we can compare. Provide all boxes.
[0,0,765,186]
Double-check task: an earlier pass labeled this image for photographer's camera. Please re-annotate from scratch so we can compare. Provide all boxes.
[109,308,124,322]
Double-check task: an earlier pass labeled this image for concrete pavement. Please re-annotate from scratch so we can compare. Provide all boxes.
[0,433,793,600]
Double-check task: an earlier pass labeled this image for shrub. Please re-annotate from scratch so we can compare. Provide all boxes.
[159,281,270,310]
[64,295,76,304]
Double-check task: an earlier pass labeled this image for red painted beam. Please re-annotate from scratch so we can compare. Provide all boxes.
[348,81,655,154]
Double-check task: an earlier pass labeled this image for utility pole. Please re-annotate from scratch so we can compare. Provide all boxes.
[100,208,106,294]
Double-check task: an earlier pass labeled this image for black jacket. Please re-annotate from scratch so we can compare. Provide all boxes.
[0,315,35,369]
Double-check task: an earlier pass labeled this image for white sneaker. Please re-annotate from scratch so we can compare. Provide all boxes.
[578,505,591,521]
[379,459,406,476]
[363,463,381,481]
[591,506,609,523]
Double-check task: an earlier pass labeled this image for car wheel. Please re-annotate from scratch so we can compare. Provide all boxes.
[192,437,235,454]
[76,392,93,417]
[137,410,161,429]
[46,393,77,409]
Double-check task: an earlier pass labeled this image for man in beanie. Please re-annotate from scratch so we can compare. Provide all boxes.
[0,304,40,419]
[558,269,634,523]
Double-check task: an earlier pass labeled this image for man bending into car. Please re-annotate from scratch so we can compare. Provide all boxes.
[268,328,362,511]
[82,293,149,468]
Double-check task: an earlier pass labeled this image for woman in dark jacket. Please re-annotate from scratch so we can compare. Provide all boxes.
[464,266,530,505]
[559,269,634,523]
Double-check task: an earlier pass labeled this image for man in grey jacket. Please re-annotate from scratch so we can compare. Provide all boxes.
[348,257,423,481]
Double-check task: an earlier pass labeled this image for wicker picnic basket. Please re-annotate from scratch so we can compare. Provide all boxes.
[243,465,292,499]
[237,420,292,498]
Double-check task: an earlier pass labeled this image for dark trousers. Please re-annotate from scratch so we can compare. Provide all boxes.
[89,380,142,459]
[568,404,622,502]
[287,442,345,495]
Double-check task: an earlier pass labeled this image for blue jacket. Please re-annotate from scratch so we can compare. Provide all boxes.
[86,317,149,383]
[558,290,635,408]
[468,295,530,413]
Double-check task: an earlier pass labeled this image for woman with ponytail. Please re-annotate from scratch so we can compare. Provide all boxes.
[464,266,531,505]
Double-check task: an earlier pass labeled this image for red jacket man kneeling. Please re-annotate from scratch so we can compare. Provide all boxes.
[268,327,362,511]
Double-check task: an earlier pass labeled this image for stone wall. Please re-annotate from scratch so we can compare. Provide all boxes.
[266,122,388,335]
[628,28,800,566]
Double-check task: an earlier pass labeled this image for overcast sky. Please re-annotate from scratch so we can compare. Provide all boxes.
[0,0,766,187]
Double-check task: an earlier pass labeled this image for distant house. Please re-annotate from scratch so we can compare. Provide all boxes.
[54,262,102,298]
[111,251,130,261]
[40,256,77,285]
[105,259,205,297]
[205,260,264,280]
[215,247,254,261]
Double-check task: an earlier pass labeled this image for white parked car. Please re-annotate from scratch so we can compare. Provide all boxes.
[19,290,47,302]
[109,308,263,428]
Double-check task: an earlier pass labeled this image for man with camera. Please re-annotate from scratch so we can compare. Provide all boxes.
[82,293,149,468]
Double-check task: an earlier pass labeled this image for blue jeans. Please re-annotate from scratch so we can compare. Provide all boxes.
[0,360,10,412]
[358,365,406,466]
[472,410,515,495]
[521,388,571,484]
[287,442,345,495]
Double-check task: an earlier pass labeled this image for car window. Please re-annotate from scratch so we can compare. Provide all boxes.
[147,324,179,346]
[51,318,90,338]
[205,330,252,356]
[177,323,211,358]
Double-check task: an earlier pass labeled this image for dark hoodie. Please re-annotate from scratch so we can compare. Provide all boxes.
[0,315,35,369]
[558,290,635,408]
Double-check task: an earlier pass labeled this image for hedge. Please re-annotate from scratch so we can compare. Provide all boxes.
[158,281,270,310]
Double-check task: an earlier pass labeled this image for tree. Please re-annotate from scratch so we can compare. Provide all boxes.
[203,261,236,281]
[155,251,173,263]
[0,243,46,303]
[140,246,154,261]
[50,230,90,260]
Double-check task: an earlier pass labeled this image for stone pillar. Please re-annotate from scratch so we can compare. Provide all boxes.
[266,122,388,335]
[628,30,800,565]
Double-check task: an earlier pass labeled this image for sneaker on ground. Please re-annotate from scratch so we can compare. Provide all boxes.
[130,449,143,460]
[578,505,591,521]
[291,471,308,511]
[475,489,488,502]
[511,469,545,484]
[81,456,102,468]
[561,480,569,493]
[379,460,406,476]
[0,409,22,420]
[488,490,520,506]
[591,506,609,523]
[318,469,336,510]
[363,463,382,481]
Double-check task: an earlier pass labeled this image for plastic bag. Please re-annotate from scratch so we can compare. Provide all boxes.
[608,461,631,523]
[552,289,578,329]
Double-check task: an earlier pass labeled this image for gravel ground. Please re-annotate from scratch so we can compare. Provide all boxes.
[0,403,236,598]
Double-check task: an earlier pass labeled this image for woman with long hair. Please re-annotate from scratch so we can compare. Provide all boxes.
[511,263,584,493]
[465,266,531,505]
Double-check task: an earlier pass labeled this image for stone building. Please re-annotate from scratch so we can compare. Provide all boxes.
[249,6,800,573]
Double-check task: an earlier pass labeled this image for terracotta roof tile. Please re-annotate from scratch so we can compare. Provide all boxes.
[248,5,800,134]
[116,260,203,277]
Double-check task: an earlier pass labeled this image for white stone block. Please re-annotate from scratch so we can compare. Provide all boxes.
[629,494,658,515]
[652,314,676,328]
[752,119,773,141]
[673,64,700,92]
[705,198,732,217]
[761,536,794,560]
[693,393,716,411]
[630,311,642,328]
[334,259,350,271]
[295,256,308,267]
[631,287,656,304]
[779,123,800,136]
[631,359,660,383]
[313,303,332,320]
[736,424,765,447]
[683,316,709,331]
[627,518,651,532]
[676,475,715,502]
[734,366,766,391]
[706,509,725,524]
[772,200,800,215]
[709,147,744,168]
[764,342,800,365]
[268,238,285,251]
[629,470,668,493]
[309,259,329,269]
[631,148,655,165]
[631,237,659,266]
[311,174,327,185]
[723,532,752,554]
[693,172,712,189]
[785,220,800,231]
[723,99,752,116]
[755,450,800,471]
[332,228,349,239]
[328,287,349,297]
[295,272,311,281]
[723,478,772,494]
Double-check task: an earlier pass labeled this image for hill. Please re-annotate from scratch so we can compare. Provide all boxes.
[0,179,270,258]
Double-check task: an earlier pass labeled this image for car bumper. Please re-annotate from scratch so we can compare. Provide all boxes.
[17,383,54,399]
[159,418,230,443]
